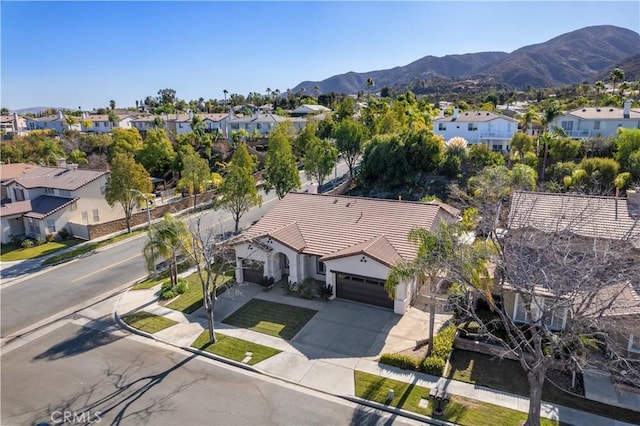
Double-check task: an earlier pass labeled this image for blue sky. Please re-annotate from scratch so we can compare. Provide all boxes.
[2,1,639,110]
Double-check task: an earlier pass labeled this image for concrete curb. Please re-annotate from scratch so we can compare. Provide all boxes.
[341,395,457,426]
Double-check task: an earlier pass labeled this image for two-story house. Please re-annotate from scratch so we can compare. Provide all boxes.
[82,112,136,133]
[0,113,27,136]
[226,112,307,139]
[0,161,126,243]
[174,113,229,137]
[25,111,82,133]
[551,100,640,139]
[433,108,519,152]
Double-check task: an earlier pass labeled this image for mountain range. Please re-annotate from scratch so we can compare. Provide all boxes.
[293,25,640,95]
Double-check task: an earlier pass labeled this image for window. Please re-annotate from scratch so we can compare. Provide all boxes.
[231,123,239,130]
[13,187,24,201]
[468,123,478,131]
[45,188,55,195]
[92,209,100,222]
[95,122,100,127]
[593,121,600,130]
[257,123,262,130]
[316,258,325,275]
[513,294,567,330]
[59,190,71,197]
[46,219,56,233]
[178,123,183,128]
[438,123,447,131]
[82,211,89,225]
[561,121,573,131]
[492,144,503,151]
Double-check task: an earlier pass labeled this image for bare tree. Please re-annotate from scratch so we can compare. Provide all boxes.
[436,195,640,426]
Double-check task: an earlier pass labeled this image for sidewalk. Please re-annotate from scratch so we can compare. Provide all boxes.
[115,277,636,426]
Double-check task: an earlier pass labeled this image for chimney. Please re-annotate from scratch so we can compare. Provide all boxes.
[57,158,67,168]
[66,163,77,171]
[438,109,444,118]
[627,189,640,218]
[623,100,631,119]
[58,110,63,119]
[188,111,194,120]
[308,183,319,194]
[453,107,459,120]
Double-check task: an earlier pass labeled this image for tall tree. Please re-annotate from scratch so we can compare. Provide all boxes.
[334,119,367,178]
[110,128,143,160]
[609,68,624,97]
[303,138,338,186]
[105,152,152,233]
[109,100,116,110]
[594,81,605,106]
[217,143,262,232]
[136,129,176,177]
[366,77,375,100]
[177,149,216,209]
[264,122,301,199]
[143,213,191,288]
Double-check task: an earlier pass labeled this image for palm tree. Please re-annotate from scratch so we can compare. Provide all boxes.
[618,81,630,101]
[266,88,271,101]
[143,214,191,288]
[366,77,375,100]
[521,107,540,136]
[223,89,228,109]
[109,100,116,110]
[594,81,605,106]
[314,85,320,98]
[609,68,624,97]
[67,149,88,166]
[538,132,558,182]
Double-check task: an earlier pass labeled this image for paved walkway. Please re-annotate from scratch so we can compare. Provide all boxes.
[115,276,637,426]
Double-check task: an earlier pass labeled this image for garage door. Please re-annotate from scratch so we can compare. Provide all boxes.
[335,272,394,309]
[242,259,264,284]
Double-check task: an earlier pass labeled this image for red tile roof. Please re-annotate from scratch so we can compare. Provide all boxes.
[6,167,107,191]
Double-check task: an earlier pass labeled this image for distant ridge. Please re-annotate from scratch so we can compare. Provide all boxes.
[293,25,640,95]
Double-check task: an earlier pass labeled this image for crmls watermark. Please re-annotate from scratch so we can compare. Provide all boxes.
[49,410,102,424]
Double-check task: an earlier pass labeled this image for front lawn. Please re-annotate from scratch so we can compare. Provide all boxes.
[122,311,178,334]
[165,268,234,313]
[222,299,318,340]
[448,350,639,424]
[191,330,281,365]
[1,239,82,261]
[42,229,146,265]
[354,371,559,426]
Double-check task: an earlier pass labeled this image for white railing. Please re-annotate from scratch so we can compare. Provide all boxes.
[563,130,592,138]
[479,132,513,139]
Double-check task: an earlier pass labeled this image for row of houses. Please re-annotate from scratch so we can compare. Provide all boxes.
[3,101,638,152]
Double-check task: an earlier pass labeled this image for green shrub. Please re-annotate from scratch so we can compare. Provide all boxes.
[35,236,46,246]
[431,324,457,359]
[379,353,420,371]
[159,279,189,300]
[21,239,35,248]
[57,228,70,239]
[46,233,56,242]
[422,356,446,375]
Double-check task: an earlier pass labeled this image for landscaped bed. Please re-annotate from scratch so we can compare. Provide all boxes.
[448,349,639,424]
[121,311,178,334]
[222,299,318,340]
[191,330,281,365]
[164,267,234,313]
[354,371,560,426]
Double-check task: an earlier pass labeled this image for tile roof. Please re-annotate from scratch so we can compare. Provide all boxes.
[235,193,460,265]
[7,167,107,191]
[434,110,518,123]
[564,107,640,120]
[509,191,640,247]
[0,195,77,219]
[0,163,41,182]
[24,195,78,219]
[229,113,306,124]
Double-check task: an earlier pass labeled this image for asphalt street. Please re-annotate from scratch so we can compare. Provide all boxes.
[0,160,350,340]
[1,319,418,426]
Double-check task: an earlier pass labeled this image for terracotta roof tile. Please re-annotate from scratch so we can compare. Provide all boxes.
[236,193,459,262]
[509,191,640,247]
[320,235,402,266]
[8,167,107,191]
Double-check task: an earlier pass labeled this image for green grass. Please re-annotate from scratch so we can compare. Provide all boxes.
[354,371,559,426]
[0,239,82,261]
[42,229,146,265]
[122,311,178,334]
[165,268,234,313]
[448,350,639,424]
[131,262,194,290]
[222,299,318,340]
[191,330,281,365]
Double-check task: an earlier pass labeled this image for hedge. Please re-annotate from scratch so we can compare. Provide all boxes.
[379,353,421,371]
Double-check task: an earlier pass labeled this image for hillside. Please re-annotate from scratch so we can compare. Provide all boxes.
[595,54,640,83]
[293,25,640,95]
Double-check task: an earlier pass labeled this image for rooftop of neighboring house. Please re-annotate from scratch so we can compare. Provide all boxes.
[174,113,229,123]
[233,192,460,266]
[0,163,40,182]
[85,114,136,122]
[228,112,306,124]
[3,165,108,191]
[434,110,519,123]
[292,104,331,114]
[509,191,640,248]
[562,106,640,120]
[0,195,78,219]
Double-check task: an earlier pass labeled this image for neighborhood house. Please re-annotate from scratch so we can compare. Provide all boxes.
[231,192,460,314]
